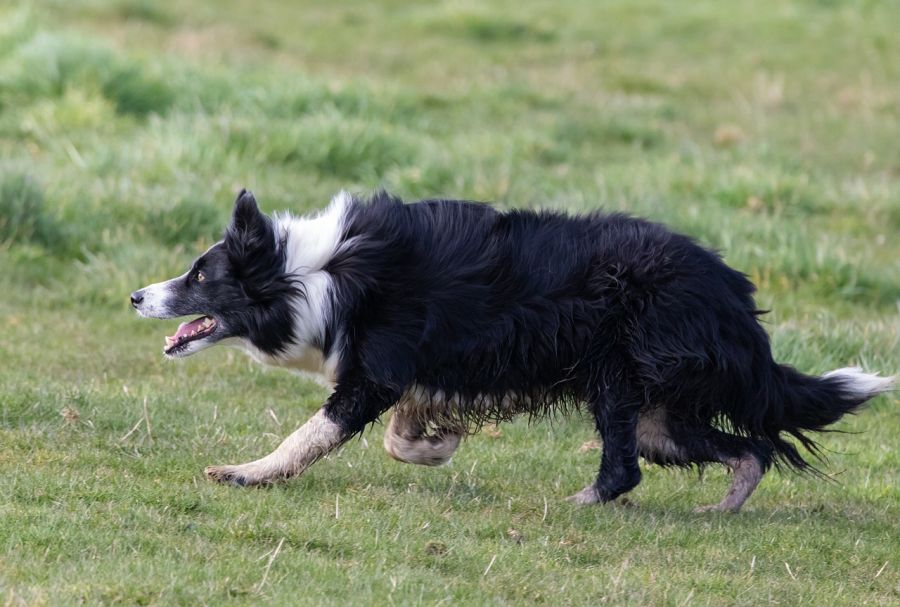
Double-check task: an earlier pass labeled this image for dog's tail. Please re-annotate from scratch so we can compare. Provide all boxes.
[757,365,893,470]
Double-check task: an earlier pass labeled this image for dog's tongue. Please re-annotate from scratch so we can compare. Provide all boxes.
[170,317,209,341]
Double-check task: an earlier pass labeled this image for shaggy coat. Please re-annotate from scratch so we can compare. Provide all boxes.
[132,190,892,512]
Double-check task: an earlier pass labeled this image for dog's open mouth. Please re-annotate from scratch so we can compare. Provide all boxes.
[164,316,218,355]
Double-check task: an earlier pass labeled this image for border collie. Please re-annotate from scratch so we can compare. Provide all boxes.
[131,190,892,512]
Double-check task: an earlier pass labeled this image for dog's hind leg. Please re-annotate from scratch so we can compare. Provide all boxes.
[383,403,462,466]
[651,420,773,513]
[690,428,772,513]
[693,452,765,513]
[568,387,643,505]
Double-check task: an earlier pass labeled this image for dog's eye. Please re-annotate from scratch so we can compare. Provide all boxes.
[196,271,206,283]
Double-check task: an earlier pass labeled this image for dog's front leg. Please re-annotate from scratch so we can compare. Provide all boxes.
[205,372,399,486]
[205,408,346,486]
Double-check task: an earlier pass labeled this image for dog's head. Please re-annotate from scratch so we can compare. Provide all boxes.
[131,189,299,358]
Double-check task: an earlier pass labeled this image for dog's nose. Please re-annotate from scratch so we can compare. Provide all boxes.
[130,290,144,307]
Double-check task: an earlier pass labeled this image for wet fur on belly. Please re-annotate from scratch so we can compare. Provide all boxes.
[132,189,893,510]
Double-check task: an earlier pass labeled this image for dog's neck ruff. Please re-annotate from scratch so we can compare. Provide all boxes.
[235,192,351,374]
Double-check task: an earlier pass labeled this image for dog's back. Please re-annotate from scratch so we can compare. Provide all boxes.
[331,194,759,408]
[135,190,892,511]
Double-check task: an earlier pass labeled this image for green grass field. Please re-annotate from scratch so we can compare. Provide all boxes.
[1,0,898,604]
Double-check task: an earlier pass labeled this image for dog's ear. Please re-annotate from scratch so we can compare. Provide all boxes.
[225,189,275,261]
[230,189,265,235]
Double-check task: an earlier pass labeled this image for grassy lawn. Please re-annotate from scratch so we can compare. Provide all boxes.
[1,0,898,604]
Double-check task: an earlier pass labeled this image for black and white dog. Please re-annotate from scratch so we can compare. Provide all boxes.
[132,190,892,512]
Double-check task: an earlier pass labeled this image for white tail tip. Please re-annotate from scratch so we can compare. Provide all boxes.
[823,367,895,398]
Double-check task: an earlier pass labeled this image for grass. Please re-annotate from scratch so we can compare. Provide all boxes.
[1,0,898,604]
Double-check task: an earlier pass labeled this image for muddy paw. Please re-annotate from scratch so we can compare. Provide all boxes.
[204,464,261,487]
[566,485,602,505]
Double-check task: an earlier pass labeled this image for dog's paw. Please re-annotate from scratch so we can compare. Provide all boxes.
[205,464,267,487]
[566,487,636,507]
[566,485,601,505]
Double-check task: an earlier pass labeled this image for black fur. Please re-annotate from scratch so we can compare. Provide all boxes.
[221,189,303,355]
[135,189,890,505]
[316,192,884,501]
[131,190,302,356]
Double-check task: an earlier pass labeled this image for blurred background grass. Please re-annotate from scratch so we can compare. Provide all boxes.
[1,1,898,605]
[2,0,898,314]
